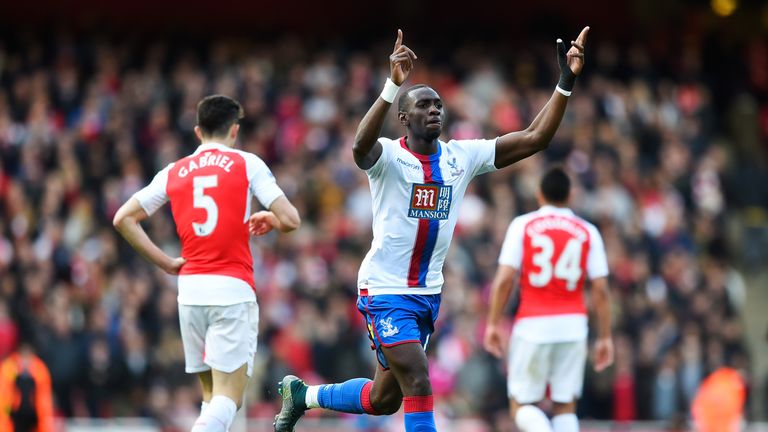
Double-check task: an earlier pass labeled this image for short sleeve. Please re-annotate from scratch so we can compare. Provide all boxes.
[586,224,609,279]
[498,217,525,268]
[132,164,172,216]
[365,138,394,178]
[470,138,498,177]
[246,154,285,209]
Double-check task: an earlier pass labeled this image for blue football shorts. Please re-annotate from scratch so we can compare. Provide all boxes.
[356,293,441,369]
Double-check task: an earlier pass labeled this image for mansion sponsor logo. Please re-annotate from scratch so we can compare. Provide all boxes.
[408,183,452,220]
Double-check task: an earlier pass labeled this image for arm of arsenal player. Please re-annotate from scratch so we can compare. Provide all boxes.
[269,195,301,232]
[590,276,613,372]
[483,264,518,358]
[248,195,301,235]
[113,198,186,275]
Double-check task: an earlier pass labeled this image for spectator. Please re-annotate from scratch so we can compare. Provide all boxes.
[0,342,55,432]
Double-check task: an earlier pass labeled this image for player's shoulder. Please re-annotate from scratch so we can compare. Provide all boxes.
[215,146,252,161]
[563,210,602,241]
[566,210,598,231]
[378,136,402,151]
[582,218,602,240]
[511,209,544,226]
[443,138,496,167]
[153,161,176,178]
[503,211,540,240]
[443,138,472,152]
[444,137,495,150]
[219,147,270,169]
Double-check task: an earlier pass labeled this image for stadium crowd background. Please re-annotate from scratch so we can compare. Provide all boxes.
[1,1,767,430]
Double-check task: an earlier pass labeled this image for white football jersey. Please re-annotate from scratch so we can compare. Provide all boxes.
[358,136,497,295]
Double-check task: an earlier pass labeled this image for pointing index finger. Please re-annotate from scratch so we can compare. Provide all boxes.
[394,29,403,51]
[576,26,590,45]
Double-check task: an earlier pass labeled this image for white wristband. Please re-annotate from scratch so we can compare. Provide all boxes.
[555,86,572,97]
[381,78,400,104]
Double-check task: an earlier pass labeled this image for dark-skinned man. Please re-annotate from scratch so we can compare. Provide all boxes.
[274,26,590,432]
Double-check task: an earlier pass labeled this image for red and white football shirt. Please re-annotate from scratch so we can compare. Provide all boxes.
[133,142,284,306]
[498,205,608,342]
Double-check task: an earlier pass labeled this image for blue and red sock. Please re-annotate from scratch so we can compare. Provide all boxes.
[404,395,436,432]
[314,377,436,432]
[317,378,378,415]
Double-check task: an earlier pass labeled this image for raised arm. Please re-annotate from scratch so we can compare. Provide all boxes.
[352,29,417,170]
[494,26,590,169]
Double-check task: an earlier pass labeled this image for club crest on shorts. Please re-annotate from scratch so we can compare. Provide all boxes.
[408,183,452,220]
[380,317,399,337]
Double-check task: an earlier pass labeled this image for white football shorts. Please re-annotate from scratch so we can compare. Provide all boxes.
[178,301,259,377]
[507,335,587,404]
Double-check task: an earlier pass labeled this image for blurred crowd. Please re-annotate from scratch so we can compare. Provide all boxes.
[0,28,766,431]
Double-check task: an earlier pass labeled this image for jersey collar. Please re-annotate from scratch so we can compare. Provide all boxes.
[540,204,574,216]
[193,142,230,155]
[399,136,442,162]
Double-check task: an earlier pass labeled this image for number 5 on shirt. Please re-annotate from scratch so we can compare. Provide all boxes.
[193,175,219,236]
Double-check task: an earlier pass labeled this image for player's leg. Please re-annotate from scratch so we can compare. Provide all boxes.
[548,340,588,432]
[367,363,404,413]
[510,400,552,432]
[552,402,578,432]
[380,342,436,432]
[375,294,442,432]
[192,364,248,432]
[507,335,553,432]
[306,294,406,414]
[275,359,402,420]
[273,295,403,432]
[179,305,218,426]
[197,371,213,417]
[192,302,258,432]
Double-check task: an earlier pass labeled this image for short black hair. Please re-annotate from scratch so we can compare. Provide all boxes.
[540,167,571,204]
[398,84,430,112]
[196,95,244,138]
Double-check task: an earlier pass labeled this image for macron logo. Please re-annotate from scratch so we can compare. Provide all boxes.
[396,158,422,171]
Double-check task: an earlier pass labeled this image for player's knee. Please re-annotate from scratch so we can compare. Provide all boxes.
[400,373,432,395]
[370,393,402,415]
